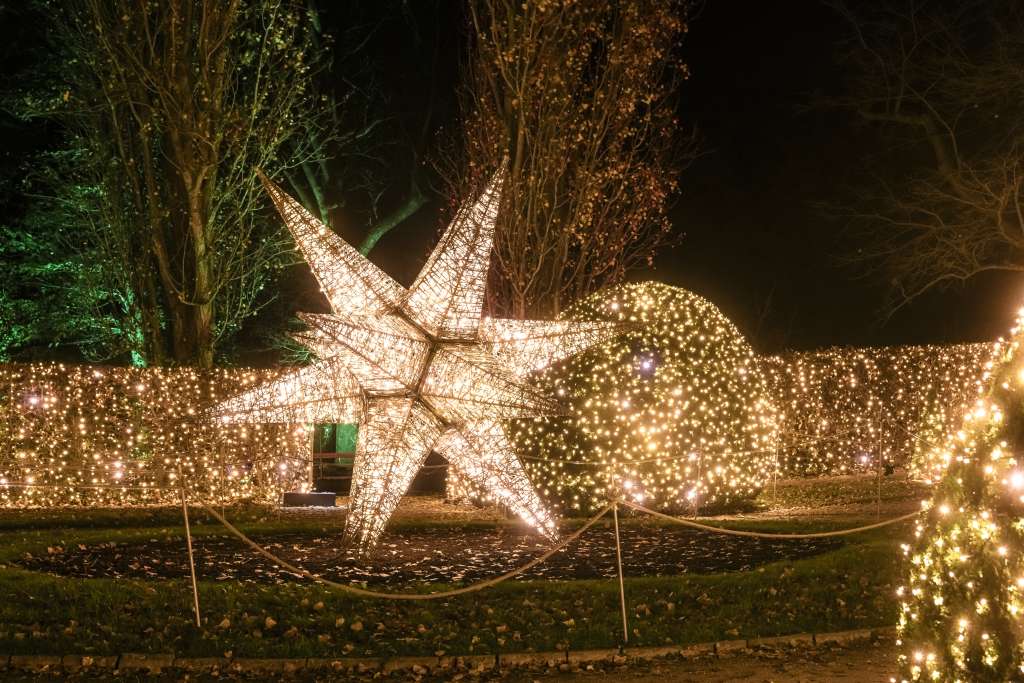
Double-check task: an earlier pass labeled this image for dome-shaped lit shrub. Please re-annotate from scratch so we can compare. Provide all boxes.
[511,281,780,515]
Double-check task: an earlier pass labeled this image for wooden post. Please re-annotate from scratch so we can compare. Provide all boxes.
[612,501,629,645]
[693,452,702,518]
[178,466,202,628]
[310,424,317,493]
[218,435,226,518]
[771,443,780,507]
[875,408,883,519]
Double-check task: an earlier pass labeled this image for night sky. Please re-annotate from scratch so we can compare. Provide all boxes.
[2,0,1019,357]
[358,0,1023,354]
[660,0,1022,352]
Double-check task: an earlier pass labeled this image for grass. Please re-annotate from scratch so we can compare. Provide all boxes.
[755,473,929,512]
[0,477,921,659]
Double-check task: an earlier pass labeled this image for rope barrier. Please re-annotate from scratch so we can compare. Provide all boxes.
[620,499,921,539]
[888,420,948,452]
[190,492,919,605]
[197,501,613,600]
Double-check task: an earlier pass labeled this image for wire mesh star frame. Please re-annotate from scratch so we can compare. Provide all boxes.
[217,168,620,551]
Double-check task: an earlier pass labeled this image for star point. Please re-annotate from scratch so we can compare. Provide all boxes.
[218,168,620,551]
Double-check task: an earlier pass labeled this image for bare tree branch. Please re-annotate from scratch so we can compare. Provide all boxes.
[48,0,324,366]
[442,0,695,319]
[826,0,1024,311]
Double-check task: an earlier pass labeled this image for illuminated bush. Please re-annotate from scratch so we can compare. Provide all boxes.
[897,318,1024,682]
[509,282,779,515]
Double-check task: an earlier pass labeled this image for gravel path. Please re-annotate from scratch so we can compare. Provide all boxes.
[542,641,897,682]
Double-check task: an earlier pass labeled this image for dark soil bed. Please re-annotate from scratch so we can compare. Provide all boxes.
[17,525,842,586]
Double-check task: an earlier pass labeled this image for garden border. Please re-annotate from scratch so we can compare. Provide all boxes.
[0,626,895,675]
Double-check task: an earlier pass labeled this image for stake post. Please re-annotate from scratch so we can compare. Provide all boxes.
[178,465,202,628]
[612,501,629,645]
[876,409,883,519]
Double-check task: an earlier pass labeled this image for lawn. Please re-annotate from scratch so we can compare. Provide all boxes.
[0,476,921,660]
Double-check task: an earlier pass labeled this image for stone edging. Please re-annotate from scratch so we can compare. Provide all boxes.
[0,626,895,675]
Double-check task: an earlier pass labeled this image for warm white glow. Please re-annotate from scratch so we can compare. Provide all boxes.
[765,343,998,478]
[0,364,311,507]
[216,170,619,550]
[896,310,1024,681]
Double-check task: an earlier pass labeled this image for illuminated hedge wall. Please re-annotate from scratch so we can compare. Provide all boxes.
[0,314,1003,511]
[765,343,999,478]
[0,363,310,507]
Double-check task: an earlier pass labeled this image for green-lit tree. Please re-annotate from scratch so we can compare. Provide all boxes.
[0,89,139,362]
[0,173,144,363]
[12,0,326,366]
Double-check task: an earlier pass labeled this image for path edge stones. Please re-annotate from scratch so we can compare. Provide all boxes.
[0,625,893,675]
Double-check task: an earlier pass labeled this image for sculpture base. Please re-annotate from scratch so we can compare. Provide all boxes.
[282,491,336,507]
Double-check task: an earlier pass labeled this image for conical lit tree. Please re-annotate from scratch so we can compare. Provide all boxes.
[897,310,1024,682]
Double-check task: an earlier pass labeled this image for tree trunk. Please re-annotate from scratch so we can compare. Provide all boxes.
[169,300,193,364]
[188,191,215,368]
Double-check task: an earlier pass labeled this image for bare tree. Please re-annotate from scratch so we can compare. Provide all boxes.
[49,0,323,366]
[828,0,1024,311]
[447,0,693,318]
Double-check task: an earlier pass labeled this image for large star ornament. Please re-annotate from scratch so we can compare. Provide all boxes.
[217,169,619,551]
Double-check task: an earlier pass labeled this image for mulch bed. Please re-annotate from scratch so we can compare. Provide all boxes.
[17,525,841,587]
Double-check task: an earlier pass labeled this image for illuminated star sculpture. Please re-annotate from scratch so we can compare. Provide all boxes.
[217,168,619,550]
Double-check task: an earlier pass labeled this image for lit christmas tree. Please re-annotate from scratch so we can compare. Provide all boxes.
[897,309,1024,682]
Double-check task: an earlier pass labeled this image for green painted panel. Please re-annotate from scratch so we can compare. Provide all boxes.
[336,423,358,453]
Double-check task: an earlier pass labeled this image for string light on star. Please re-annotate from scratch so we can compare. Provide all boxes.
[215,168,619,551]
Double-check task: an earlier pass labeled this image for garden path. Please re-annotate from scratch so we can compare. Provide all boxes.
[529,640,896,682]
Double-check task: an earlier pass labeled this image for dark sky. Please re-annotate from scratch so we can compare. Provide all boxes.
[644,0,1022,352]
[360,0,1022,354]
[3,1,1019,357]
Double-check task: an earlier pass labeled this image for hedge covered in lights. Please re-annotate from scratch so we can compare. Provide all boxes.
[895,314,1024,682]
[766,344,997,478]
[0,290,1005,513]
[0,363,310,507]
[507,282,780,515]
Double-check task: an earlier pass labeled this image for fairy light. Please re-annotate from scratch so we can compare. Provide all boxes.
[895,307,1024,682]
[482,282,781,515]
[0,363,310,507]
[450,283,999,516]
[765,343,998,479]
[216,169,617,551]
